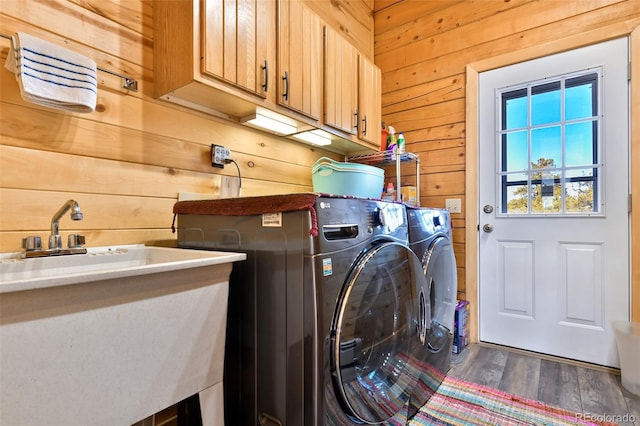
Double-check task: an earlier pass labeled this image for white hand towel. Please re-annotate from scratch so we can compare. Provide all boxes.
[4,32,97,113]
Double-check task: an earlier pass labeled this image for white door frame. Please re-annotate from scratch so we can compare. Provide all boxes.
[465,24,640,343]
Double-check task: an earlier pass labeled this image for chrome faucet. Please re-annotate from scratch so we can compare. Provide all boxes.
[20,199,87,258]
[49,199,84,249]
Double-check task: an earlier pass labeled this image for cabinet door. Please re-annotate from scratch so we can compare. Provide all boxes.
[202,0,237,83]
[202,0,275,99]
[358,55,381,146]
[254,0,276,101]
[277,0,323,120]
[324,26,358,134]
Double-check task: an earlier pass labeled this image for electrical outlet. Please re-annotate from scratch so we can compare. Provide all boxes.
[445,198,462,214]
[211,144,231,168]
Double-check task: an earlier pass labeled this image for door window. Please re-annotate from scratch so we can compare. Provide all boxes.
[498,70,602,216]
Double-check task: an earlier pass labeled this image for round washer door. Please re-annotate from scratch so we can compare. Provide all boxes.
[423,235,458,335]
[330,241,428,424]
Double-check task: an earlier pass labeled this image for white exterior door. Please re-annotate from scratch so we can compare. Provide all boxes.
[478,38,630,367]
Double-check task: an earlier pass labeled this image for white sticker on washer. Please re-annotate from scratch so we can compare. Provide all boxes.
[262,212,282,227]
[322,258,333,276]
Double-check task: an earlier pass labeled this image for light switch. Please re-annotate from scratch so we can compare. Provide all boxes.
[445,198,462,213]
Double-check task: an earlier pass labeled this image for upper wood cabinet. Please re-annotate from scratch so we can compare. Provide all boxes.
[324,26,358,135]
[323,26,381,148]
[154,0,276,117]
[154,0,378,153]
[277,0,323,121]
[202,0,276,100]
[358,55,381,147]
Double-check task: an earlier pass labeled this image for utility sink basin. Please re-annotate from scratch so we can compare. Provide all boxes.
[0,244,245,293]
[1,244,245,426]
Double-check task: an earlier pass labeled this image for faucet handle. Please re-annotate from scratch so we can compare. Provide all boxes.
[68,234,86,249]
[22,236,42,251]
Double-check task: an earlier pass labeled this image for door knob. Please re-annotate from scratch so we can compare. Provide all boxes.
[483,224,494,233]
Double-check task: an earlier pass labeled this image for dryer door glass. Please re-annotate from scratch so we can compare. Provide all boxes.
[331,241,428,424]
[423,235,458,334]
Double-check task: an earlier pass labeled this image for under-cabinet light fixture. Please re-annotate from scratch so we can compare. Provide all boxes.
[240,111,298,135]
[292,129,332,146]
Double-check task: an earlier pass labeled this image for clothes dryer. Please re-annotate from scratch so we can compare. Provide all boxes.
[405,207,458,416]
[174,194,429,425]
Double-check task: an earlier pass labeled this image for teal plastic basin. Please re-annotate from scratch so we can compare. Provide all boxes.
[311,157,384,199]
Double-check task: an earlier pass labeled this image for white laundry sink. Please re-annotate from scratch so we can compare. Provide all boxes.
[0,244,245,426]
[0,244,244,293]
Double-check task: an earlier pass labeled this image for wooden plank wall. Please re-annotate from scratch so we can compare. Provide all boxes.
[374,0,640,306]
[0,0,373,253]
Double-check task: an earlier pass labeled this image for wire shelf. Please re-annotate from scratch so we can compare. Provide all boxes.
[346,151,419,165]
[346,151,420,206]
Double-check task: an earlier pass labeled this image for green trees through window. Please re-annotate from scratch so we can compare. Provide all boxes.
[506,158,595,214]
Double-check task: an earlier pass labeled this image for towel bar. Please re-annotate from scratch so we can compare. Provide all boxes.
[0,33,138,91]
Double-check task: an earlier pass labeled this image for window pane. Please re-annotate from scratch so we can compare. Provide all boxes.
[531,126,561,169]
[531,82,560,125]
[504,173,528,213]
[502,131,528,171]
[566,73,597,120]
[531,171,561,213]
[565,168,596,213]
[566,121,596,166]
[496,69,601,217]
[504,93,528,130]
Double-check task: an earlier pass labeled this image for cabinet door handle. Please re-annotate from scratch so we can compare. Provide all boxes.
[262,60,268,92]
[282,71,289,101]
[362,115,367,135]
[354,110,359,130]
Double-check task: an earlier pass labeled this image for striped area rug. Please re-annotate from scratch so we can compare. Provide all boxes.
[406,375,617,426]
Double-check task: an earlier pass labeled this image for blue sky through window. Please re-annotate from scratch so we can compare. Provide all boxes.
[501,74,598,172]
[498,71,600,214]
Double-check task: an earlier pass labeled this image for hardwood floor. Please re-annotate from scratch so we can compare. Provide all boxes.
[449,343,640,425]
